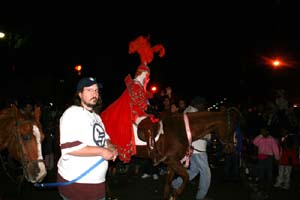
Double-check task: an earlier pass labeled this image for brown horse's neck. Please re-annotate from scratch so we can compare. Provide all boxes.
[184,111,233,145]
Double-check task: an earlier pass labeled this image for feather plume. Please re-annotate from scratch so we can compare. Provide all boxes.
[129,35,165,65]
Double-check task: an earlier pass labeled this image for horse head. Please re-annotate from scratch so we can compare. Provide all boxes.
[1,105,47,183]
[137,116,166,164]
[219,107,243,154]
[137,115,161,141]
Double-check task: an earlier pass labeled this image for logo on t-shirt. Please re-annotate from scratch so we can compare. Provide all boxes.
[93,123,105,147]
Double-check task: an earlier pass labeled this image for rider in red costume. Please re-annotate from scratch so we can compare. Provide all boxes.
[100,35,165,162]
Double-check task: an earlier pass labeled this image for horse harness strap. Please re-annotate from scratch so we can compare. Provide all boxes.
[147,120,164,162]
[193,148,206,153]
[181,113,193,168]
[183,114,192,144]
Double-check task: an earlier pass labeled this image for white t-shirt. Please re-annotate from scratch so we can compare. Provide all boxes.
[191,134,211,153]
[57,105,110,184]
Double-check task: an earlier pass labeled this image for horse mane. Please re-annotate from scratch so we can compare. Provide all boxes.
[0,105,37,123]
[0,106,15,120]
[0,106,18,147]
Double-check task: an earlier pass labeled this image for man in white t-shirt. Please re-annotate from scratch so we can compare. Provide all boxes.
[57,77,118,200]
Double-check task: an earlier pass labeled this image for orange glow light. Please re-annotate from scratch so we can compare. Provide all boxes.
[262,56,290,69]
[272,60,280,67]
[75,65,82,71]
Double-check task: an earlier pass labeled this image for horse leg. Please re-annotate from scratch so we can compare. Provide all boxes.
[164,161,189,200]
[171,163,189,199]
[163,165,175,200]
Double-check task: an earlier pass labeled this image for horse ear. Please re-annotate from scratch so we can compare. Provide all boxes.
[34,105,41,122]
[11,104,18,111]
[11,104,21,119]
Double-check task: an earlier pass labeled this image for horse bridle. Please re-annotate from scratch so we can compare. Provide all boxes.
[212,110,235,148]
[137,118,165,163]
[14,119,45,180]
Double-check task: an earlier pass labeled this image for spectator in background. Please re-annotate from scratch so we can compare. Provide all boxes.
[165,86,177,103]
[172,97,213,200]
[178,98,187,113]
[274,128,299,189]
[140,158,159,180]
[152,88,166,112]
[223,123,243,182]
[170,102,179,113]
[243,135,259,183]
[253,127,280,199]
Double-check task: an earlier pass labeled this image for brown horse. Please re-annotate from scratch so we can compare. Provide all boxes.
[0,104,47,183]
[135,107,241,200]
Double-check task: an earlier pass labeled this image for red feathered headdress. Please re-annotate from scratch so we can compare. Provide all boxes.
[129,35,165,71]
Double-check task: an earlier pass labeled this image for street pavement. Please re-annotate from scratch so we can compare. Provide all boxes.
[1,162,300,200]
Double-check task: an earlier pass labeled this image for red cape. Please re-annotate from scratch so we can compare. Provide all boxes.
[101,89,136,163]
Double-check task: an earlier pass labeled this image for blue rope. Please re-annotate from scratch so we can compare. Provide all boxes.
[34,158,105,188]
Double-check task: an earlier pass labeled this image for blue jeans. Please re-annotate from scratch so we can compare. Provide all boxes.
[172,152,211,199]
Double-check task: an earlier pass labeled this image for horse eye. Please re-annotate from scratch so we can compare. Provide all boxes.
[21,134,32,141]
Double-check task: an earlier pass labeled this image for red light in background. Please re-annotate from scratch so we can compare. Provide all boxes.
[272,59,281,68]
[262,56,292,69]
[150,85,158,93]
[75,65,82,72]
[75,65,82,75]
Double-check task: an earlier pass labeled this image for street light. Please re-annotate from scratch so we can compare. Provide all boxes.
[272,59,281,68]
[0,32,5,38]
[262,56,290,70]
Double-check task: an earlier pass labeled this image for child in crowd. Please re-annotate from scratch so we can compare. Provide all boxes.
[274,128,299,189]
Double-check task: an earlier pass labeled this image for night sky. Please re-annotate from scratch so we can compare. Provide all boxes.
[1,1,300,106]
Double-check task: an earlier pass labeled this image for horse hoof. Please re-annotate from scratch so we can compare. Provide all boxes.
[169,196,175,200]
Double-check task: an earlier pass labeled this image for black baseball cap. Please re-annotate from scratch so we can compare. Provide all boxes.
[76,77,98,92]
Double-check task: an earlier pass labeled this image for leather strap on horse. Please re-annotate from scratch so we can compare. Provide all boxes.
[148,121,162,164]
[181,113,193,168]
[14,118,29,181]
[145,114,160,151]
[140,118,165,165]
